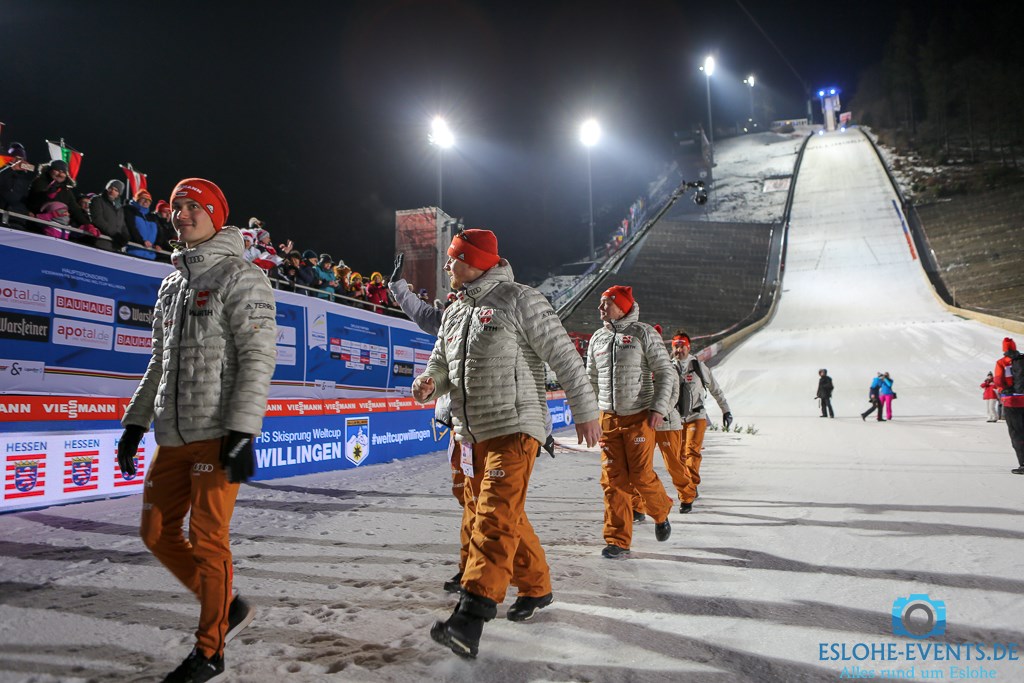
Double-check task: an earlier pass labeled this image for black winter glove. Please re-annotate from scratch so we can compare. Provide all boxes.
[220,431,255,483]
[117,425,145,477]
[389,252,404,284]
[541,434,556,459]
[722,412,734,430]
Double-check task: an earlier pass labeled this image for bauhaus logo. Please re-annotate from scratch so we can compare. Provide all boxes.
[0,312,50,343]
[116,301,155,328]
[115,328,152,355]
[0,279,50,314]
[54,288,115,323]
[52,318,114,351]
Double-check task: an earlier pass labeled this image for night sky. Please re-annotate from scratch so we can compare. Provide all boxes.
[3,0,938,283]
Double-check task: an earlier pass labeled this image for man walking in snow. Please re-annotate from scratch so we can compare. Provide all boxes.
[669,330,732,512]
[118,178,276,682]
[588,286,676,558]
[413,229,600,658]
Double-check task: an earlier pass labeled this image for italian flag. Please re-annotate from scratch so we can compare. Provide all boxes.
[47,139,84,180]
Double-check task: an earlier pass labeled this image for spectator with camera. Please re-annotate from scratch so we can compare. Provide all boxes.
[0,143,36,226]
[125,188,163,259]
[87,179,130,251]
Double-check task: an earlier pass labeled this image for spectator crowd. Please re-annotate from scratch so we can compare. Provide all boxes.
[0,139,436,315]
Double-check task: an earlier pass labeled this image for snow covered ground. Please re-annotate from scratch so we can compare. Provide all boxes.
[2,129,1022,683]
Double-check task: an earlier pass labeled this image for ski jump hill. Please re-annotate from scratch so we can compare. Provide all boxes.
[0,129,1021,682]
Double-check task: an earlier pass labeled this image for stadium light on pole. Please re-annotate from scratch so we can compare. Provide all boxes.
[429,116,455,211]
[700,56,715,167]
[579,118,601,261]
[744,74,756,127]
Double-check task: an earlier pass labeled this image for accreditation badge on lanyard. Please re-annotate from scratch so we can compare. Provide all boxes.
[460,443,475,478]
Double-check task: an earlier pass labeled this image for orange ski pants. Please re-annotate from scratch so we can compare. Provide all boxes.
[600,411,672,549]
[140,438,239,658]
[679,419,707,503]
[632,428,692,513]
[460,433,551,603]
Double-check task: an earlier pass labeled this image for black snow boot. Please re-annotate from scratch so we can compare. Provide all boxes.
[632,510,646,523]
[655,518,671,542]
[506,593,553,622]
[430,591,497,658]
[443,570,463,594]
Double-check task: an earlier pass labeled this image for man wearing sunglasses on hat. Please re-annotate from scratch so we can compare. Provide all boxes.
[413,228,600,658]
[670,330,732,512]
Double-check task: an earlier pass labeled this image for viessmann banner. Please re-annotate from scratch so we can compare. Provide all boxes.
[0,228,578,512]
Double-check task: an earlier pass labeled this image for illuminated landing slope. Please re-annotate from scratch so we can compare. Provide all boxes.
[712,131,1009,418]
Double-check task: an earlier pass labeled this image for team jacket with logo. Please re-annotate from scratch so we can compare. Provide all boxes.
[419,260,598,445]
[123,227,277,445]
[586,303,675,418]
[675,354,730,424]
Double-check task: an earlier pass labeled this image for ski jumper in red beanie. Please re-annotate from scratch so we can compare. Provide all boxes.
[447,229,500,271]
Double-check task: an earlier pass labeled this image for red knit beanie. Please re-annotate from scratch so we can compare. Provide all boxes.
[171,178,229,231]
[602,285,634,313]
[1004,337,1017,353]
[448,229,500,271]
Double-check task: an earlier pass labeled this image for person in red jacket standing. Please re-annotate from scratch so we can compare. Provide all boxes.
[992,337,1024,474]
[981,372,999,422]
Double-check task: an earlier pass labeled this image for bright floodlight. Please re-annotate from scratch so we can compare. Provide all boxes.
[746,75,755,87]
[579,118,601,147]
[430,117,455,149]
[703,56,715,77]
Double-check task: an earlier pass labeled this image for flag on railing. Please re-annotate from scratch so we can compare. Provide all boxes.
[120,163,148,197]
[46,139,84,180]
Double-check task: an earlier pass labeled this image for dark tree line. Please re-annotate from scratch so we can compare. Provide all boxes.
[850,3,1024,170]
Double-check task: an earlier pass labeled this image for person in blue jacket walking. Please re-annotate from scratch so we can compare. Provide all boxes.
[861,373,885,422]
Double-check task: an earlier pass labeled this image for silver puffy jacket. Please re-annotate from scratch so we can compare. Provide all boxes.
[675,353,730,424]
[587,303,675,418]
[123,228,278,445]
[419,260,598,445]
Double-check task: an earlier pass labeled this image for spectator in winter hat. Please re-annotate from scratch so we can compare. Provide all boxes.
[366,271,391,313]
[313,254,338,300]
[37,200,71,239]
[28,160,89,230]
[0,142,35,222]
[153,199,175,250]
[125,188,161,259]
[333,260,352,292]
[87,179,130,251]
[240,230,260,263]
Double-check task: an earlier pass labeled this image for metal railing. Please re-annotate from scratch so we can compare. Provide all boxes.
[1,209,412,319]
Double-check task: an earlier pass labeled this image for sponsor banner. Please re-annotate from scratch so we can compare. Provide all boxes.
[54,288,116,323]
[114,327,153,354]
[0,396,128,422]
[116,301,155,329]
[0,396,573,512]
[0,311,50,343]
[0,278,51,313]
[0,359,46,391]
[0,227,441,398]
